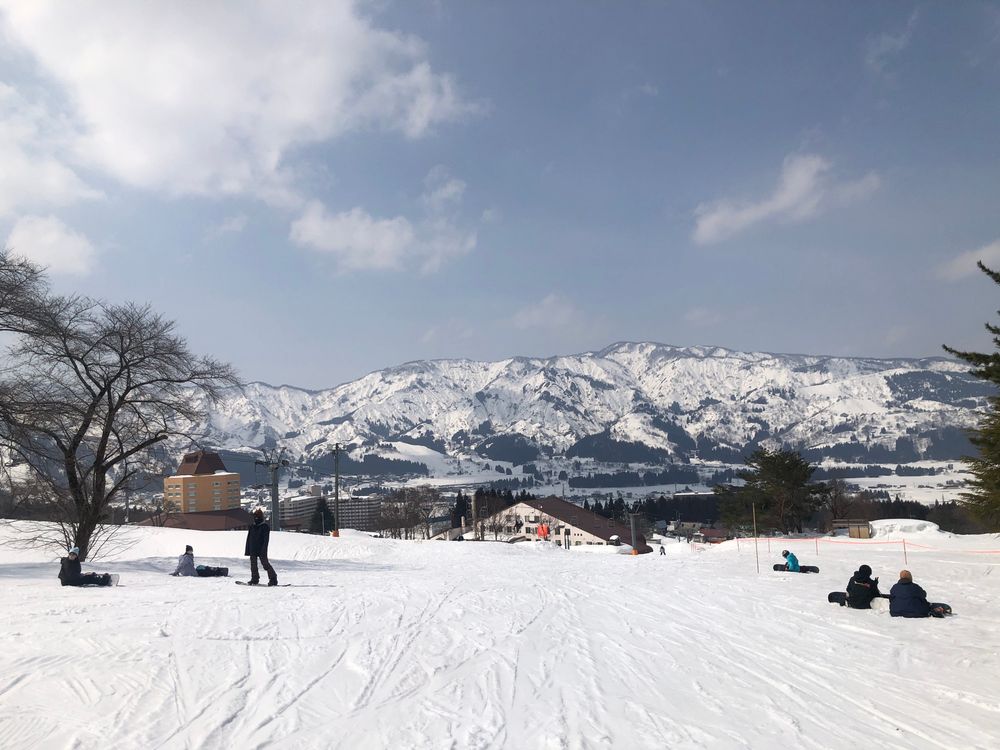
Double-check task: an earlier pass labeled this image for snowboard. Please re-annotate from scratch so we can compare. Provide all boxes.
[235,581,290,587]
[108,574,120,587]
[196,566,229,577]
[828,591,847,605]
[773,564,820,573]
[929,602,953,617]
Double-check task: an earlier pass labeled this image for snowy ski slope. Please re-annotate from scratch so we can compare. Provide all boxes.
[0,521,998,749]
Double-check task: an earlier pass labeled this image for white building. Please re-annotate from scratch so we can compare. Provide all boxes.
[474,496,651,552]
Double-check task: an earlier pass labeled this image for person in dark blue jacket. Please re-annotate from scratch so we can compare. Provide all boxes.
[889,570,949,617]
[781,549,800,572]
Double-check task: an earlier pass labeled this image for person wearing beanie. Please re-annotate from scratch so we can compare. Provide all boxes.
[889,570,950,617]
[171,545,197,577]
[845,564,884,609]
[244,507,278,586]
[58,546,115,587]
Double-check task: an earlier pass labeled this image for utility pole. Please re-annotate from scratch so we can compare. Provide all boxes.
[470,491,478,541]
[628,512,640,556]
[255,447,287,532]
[332,443,341,537]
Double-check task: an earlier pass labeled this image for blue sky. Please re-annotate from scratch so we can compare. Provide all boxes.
[1,1,999,388]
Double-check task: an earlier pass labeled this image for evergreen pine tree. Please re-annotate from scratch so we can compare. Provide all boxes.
[944,260,1000,528]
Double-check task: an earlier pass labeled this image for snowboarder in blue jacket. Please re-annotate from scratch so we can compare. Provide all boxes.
[782,549,800,572]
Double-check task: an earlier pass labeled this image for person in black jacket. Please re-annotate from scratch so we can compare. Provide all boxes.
[889,570,949,617]
[845,564,884,609]
[58,547,113,587]
[245,508,278,586]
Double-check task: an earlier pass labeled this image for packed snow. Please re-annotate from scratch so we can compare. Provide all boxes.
[1,521,999,749]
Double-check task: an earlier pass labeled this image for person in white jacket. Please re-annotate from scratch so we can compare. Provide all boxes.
[171,545,197,576]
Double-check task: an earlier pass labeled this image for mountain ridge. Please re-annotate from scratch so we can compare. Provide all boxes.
[195,341,987,468]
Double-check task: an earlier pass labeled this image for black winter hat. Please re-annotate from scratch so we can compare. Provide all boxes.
[858,564,872,577]
[185,545,193,553]
[781,550,789,557]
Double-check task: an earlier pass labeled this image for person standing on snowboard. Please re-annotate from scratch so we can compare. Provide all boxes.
[245,508,278,586]
[781,549,800,572]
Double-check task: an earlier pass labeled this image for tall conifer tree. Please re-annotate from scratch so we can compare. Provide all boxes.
[944,261,1000,528]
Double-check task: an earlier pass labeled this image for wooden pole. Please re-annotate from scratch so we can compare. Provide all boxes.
[752,504,760,575]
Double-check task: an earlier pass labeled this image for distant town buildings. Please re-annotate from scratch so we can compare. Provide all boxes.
[337,494,382,532]
[279,485,323,530]
[163,450,241,513]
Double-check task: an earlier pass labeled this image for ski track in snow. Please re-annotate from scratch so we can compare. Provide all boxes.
[0,526,999,749]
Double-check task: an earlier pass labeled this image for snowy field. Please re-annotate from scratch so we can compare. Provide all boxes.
[1,522,999,749]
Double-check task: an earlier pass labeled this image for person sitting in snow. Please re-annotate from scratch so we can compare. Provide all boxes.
[889,570,950,618]
[171,545,197,576]
[781,549,800,572]
[58,547,114,587]
[845,564,885,609]
[171,545,228,577]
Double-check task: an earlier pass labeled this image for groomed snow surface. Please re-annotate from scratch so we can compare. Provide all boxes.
[1,522,999,749]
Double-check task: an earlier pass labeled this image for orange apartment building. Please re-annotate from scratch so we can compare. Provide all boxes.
[163,450,241,513]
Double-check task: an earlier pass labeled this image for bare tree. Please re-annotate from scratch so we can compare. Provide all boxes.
[0,251,240,560]
[821,478,857,520]
[376,494,421,539]
[379,487,443,539]
[482,506,522,541]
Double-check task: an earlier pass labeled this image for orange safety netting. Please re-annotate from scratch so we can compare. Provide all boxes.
[734,536,1000,554]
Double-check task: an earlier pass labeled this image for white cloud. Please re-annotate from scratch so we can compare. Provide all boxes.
[683,307,723,327]
[6,215,97,275]
[937,239,1000,281]
[621,82,659,100]
[422,165,466,213]
[290,165,476,273]
[692,154,880,245]
[290,205,475,274]
[206,214,249,238]
[0,1,480,202]
[420,320,475,344]
[290,203,415,272]
[0,83,102,217]
[512,294,580,330]
[866,11,919,77]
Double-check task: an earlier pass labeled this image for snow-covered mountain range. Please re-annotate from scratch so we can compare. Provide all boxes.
[196,342,989,468]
